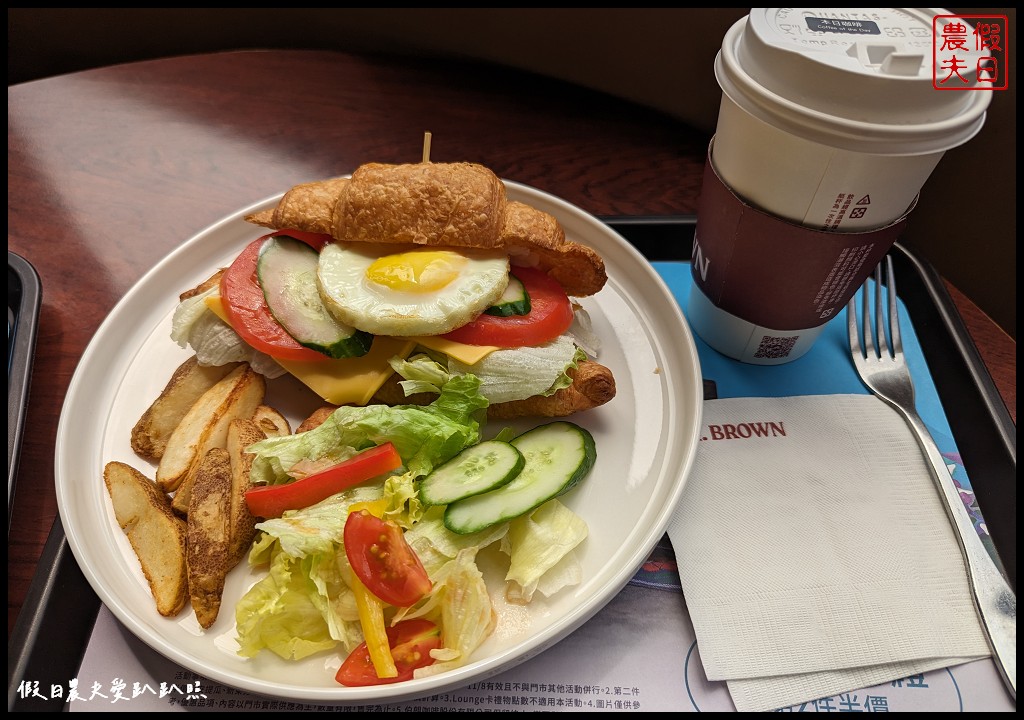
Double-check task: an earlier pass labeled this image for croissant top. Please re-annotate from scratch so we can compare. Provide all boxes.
[245,162,607,297]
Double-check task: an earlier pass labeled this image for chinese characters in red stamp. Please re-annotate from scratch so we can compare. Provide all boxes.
[933,14,1009,90]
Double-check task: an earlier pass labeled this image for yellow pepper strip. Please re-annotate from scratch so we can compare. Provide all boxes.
[349,500,389,516]
[351,574,397,679]
[347,499,396,679]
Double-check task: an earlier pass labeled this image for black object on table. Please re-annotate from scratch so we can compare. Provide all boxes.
[8,252,41,529]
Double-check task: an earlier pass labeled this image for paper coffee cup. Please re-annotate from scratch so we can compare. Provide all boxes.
[690,8,992,364]
[688,284,827,365]
[687,152,913,364]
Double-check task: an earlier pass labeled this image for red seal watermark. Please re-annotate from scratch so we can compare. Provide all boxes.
[933,14,1009,90]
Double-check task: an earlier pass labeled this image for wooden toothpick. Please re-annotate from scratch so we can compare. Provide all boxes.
[422,131,432,163]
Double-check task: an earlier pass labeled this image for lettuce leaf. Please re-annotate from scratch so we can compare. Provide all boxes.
[234,544,343,661]
[449,336,583,403]
[246,374,488,491]
[393,337,585,404]
[413,548,496,678]
[235,488,382,660]
[502,499,589,604]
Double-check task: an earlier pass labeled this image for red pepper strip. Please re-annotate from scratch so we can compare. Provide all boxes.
[244,442,402,518]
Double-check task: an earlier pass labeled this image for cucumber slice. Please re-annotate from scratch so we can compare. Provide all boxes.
[484,274,530,317]
[419,440,524,507]
[443,421,596,535]
[257,236,372,358]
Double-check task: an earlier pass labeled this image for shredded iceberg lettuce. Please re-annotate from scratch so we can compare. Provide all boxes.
[234,543,341,660]
[236,488,382,660]
[449,336,584,404]
[392,336,585,405]
[502,499,589,604]
[566,304,601,357]
[170,287,286,378]
[403,506,509,577]
[413,548,496,677]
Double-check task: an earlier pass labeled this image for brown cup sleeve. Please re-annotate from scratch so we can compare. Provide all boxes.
[692,141,916,331]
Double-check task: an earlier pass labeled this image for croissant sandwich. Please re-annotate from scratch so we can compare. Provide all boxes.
[172,161,615,419]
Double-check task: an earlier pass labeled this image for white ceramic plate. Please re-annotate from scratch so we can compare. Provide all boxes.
[56,181,704,704]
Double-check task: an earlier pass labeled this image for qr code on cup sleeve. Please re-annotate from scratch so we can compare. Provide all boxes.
[753,335,798,360]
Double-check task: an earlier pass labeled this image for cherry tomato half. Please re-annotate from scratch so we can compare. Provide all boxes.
[335,618,442,686]
[244,442,402,518]
[219,231,334,361]
[344,510,432,607]
[441,266,574,348]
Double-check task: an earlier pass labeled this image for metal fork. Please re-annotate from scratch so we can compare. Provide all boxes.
[848,256,1016,699]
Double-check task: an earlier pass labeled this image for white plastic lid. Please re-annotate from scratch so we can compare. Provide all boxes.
[716,8,992,155]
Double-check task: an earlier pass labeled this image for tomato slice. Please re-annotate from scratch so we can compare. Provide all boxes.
[219,231,333,361]
[440,266,574,347]
[244,443,402,518]
[273,227,333,251]
[344,510,432,607]
[336,618,442,686]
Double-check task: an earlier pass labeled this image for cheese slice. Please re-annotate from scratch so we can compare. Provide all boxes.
[275,338,416,406]
[203,295,497,404]
[412,336,499,365]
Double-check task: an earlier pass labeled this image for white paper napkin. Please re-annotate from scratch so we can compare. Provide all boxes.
[666,394,991,712]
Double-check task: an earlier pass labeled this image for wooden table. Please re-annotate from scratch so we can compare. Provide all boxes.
[7,50,1016,638]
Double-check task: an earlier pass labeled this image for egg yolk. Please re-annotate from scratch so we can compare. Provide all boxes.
[365,250,467,293]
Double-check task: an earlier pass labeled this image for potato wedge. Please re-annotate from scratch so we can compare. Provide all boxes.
[171,472,195,517]
[170,464,208,517]
[296,405,337,433]
[156,364,266,493]
[103,461,188,617]
[252,404,291,438]
[186,448,233,629]
[226,418,266,566]
[131,357,241,462]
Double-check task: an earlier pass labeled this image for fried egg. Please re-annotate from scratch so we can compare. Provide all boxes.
[317,242,509,336]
